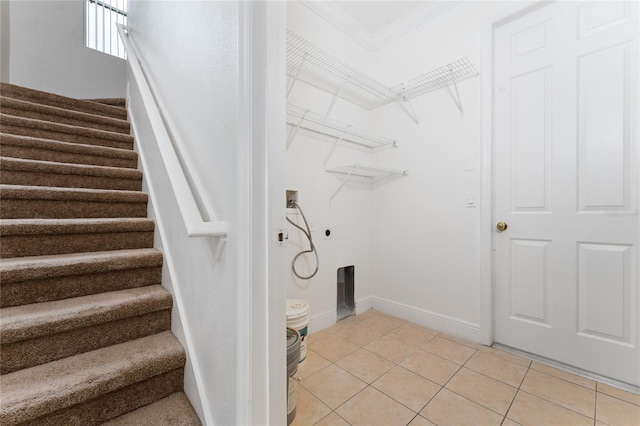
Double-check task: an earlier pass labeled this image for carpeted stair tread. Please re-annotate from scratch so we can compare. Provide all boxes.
[0,217,154,235]
[0,218,155,258]
[0,157,143,190]
[0,184,146,201]
[0,133,138,168]
[1,285,171,344]
[0,82,127,120]
[0,248,163,284]
[1,114,133,150]
[0,184,148,219]
[1,311,171,375]
[0,249,164,307]
[104,392,201,425]
[0,331,185,425]
[85,98,126,108]
[0,96,130,134]
[24,369,185,425]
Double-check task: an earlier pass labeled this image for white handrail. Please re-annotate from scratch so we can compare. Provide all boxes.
[116,24,228,240]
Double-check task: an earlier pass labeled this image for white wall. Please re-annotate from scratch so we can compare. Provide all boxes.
[6,0,125,98]
[0,0,10,82]
[127,1,240,424]
[365,2,511,340]
[286,1,379,330]
[286,1,515,340]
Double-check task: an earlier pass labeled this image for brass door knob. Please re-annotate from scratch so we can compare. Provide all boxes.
[496,221,508,232]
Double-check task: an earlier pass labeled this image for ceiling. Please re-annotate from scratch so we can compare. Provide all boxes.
[332,1,429,33]
[301,1,461,51]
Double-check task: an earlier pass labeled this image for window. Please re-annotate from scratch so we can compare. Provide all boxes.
[85,0,127,59]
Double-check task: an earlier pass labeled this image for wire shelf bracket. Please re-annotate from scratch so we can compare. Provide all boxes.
[286,104,397,164]
[325,164,408,202]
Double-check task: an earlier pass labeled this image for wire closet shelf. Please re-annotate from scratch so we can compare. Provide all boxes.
[390,57,479,101]
[286,104,396,151]
[325,163,408,202]
[287,30,399,110]
[325,163,408,179]
[287,30,480,114]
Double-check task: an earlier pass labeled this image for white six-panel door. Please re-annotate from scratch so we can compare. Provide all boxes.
[493,1,639,386]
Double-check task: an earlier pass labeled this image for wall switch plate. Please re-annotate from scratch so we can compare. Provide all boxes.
[466,192,476,208]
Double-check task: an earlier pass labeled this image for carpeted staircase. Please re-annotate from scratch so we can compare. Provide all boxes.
[0,83,202,425]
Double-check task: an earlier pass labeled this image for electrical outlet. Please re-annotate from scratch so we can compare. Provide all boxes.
[277,228,288,247]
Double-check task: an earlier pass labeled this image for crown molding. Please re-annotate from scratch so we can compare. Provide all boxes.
[300,1,462,51]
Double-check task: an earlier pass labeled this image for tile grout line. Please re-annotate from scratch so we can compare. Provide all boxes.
[321,319,445,425]
[320,337,400,423]
[444,345,530,422]
[529,363,599,392]
[593,386,598,426]
[412,346,479,424]
[309,310,621,426]
[514,366,598,421]
[516,388,596,422]
[507,359,604,423]
[499,360,531,426]
[360,317,523,423]
[595,387,640,407]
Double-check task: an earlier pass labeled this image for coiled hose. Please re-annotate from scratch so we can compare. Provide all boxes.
[286,201,319,280]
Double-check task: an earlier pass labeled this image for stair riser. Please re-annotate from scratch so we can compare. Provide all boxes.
[1,311,171,375]
[0,169,143,191]
[0,144,138,169]
[1,232,154,258]
[1,267,162,308]
[1,106,130,135]
[1,199,148,219]
[0,84,127,120]
[104,392,201,425]
[2,124,133,150]
[86,99,127,108]
[7,368,184,426]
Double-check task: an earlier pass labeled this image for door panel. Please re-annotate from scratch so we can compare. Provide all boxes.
[509,239,551,325]
[493,1,639,386]
[578,42,634,211]
[511,68,550,212]
[578,243,634,344]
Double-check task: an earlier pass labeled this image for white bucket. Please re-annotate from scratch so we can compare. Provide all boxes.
[286,299,310,363]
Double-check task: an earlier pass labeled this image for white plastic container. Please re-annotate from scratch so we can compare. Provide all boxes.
[286,299,310,363]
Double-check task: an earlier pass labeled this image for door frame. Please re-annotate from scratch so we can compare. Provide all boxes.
[479,1,554,346]
[238,1,287,424]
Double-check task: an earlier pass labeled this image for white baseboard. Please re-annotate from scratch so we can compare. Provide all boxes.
[371,297,482,343]
[308,296,375,333]
[356,296,373,314]
[305,296,479,341]
[309,310,336,333]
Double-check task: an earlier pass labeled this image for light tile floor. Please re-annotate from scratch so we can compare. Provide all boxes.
[292,309,640,426]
